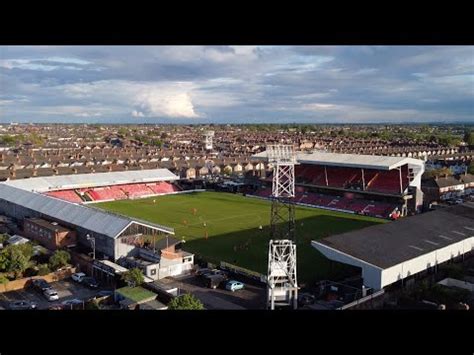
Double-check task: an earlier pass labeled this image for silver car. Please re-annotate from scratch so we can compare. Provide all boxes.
[43,289,59,302]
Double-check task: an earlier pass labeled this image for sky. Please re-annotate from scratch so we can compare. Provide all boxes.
[0,46,473,124]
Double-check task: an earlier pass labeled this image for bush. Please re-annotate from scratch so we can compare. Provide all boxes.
[168,294,204,310]
[121,268,144,287]
[37,264,51,276]
[0,273,8,284]
[49,250,71,271]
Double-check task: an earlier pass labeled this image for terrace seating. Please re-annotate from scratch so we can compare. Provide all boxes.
[368,169,408,194]
[86,186,127,201]
[119,183,154,198]
[326,167,360,188]
[147,182,180,194]
[248,187,400,219]
[45,190,84,203]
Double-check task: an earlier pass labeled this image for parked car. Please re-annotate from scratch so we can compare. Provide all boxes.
[43,288,59,302]
[8,300,37,310]
[30,278,52,293]
[225,280,244,292]
[61,299,84,309]
[71,272,86,283]
[298,293,316,307]
[81,277,99,289]
[204,274,228,289]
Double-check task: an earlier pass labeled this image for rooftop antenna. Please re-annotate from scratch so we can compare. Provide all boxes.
[266,144,298,310]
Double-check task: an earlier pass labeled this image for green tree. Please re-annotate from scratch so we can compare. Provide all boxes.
[463,130,474,146]
[468,162,474,175]
[37,263,51,276]
[121,268,144,287]
[168,293,204,310]
[48,250,71,271]
[0,273,9,285]
[5,246,31,279]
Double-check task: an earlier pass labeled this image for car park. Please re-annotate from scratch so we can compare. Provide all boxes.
[8,300,37,310]
[225,280,244,292]
[43,288,59,302]
[71,272,86,283]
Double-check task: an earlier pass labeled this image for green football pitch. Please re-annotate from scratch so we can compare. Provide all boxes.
[97,192,384,285]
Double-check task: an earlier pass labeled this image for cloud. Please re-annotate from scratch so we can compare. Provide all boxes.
[131,110,145,118]
[0,46,473,123]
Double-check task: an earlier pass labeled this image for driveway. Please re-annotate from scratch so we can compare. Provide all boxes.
[164,274,266,310]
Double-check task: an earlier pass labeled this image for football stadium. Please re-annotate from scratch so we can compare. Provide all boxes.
[0,150,441,287]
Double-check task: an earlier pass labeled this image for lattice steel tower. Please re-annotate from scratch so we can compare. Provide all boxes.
[266,144,298,310]
[204,130,214,151]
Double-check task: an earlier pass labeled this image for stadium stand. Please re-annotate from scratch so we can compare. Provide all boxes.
[45,190,84,203]
[85,186,128,201]
[46,182,182,203]
[147,182,180,194]
[119,183,154,198]
[250,188,399,219]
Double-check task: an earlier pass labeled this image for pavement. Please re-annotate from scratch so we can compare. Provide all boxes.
[164,274,266,310]
[0,279,103,310]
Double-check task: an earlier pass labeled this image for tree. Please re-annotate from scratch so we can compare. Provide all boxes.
[121,268,144,287]
[464,129,474,147]
[168,293,204,310]
[5,246,31,279]
[49,250,71,271]
[468,162,474,175]
[37,263,51,276]
[0,274,8,285]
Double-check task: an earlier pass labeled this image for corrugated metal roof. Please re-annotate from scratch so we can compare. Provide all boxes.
[0,184,174,238]
[253,151,424,170]
[4,168,179,192]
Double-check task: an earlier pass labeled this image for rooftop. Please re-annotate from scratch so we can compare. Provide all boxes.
[253,151,424,170]
[27,218,71,233]
[116,286,156,303]
[313,202,474,269]
[4,168,179,192]
[0,184,174,238]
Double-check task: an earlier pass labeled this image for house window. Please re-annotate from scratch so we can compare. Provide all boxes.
[150,269,156,276]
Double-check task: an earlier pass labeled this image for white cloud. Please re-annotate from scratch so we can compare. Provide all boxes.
[302,103,337,110]
[131,110,145,117]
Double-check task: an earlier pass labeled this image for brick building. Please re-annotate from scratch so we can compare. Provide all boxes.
[23,218,77,250]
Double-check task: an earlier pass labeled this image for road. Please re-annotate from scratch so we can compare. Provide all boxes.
[163,274,266,310]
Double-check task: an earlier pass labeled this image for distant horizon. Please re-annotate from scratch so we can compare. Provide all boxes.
[1,46,473,124]
[1,120,473,126]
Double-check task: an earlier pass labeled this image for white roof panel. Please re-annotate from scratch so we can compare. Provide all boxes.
[4,168,179,192]
[253,151,424,170]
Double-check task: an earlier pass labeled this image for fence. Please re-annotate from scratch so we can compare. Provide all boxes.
[220,261,267,284]
[337,289,385,310]
[0,266,76,293]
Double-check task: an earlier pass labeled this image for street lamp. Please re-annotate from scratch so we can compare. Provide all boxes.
[87,234,96,260]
